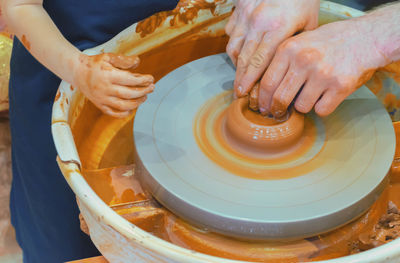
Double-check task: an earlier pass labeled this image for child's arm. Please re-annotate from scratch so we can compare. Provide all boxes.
[2,0,154,118]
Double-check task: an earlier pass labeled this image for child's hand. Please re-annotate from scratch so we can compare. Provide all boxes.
[72,53,154,118]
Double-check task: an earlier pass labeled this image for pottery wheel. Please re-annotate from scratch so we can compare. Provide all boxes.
[134,53,395,240]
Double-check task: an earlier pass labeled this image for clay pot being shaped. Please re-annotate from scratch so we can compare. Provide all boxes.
[225,97,305,153]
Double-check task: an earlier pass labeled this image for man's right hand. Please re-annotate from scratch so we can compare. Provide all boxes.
[225,0,320,98]
[72,53,155,118]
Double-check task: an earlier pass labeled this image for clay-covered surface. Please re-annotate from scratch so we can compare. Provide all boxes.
[79,160,400,262]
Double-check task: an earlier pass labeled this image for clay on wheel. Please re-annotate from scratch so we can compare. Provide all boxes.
[225,97,305,152]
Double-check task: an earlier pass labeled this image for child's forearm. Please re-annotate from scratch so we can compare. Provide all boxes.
[3,0,156,118]
[2,0,81,84]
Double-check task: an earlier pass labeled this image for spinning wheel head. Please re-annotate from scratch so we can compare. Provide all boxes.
[134,54,395,240]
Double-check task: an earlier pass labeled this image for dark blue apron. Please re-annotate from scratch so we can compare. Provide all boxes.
[9,1,178,262]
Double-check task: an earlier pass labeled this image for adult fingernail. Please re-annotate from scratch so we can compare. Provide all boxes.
[238,85,243,95]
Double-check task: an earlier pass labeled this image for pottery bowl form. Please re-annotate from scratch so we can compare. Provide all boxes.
[225,97,305,152]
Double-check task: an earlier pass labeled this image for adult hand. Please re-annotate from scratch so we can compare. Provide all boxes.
[225,0,319,98]
[258,17,389,117]
[73,53,154,118]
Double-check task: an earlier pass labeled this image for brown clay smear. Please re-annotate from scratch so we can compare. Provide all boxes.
[21,34,30,50]
[81,165,147,205]
[91,161,399,262]
[109,54,140,70]
[164,216,319,262]
[136,0,226,37]
[364,61,400,121]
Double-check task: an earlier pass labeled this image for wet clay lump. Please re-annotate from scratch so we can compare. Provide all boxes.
[225,96,305,153]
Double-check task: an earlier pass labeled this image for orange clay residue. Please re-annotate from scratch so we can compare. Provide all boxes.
[366,71,385,95]
[382,60,400,85]
[54,90,61,101]
[366,61,400,96]
[21,34,30,50]
[393,121,400,159]
[134,35,229,81]
[81,165,147,206]
[355,69,376,89]
[194,92,321,180]
[384,93,400,109]
[164,216,319,262]
[109,54,140,70]
[80,162,395,262]
[136,0,226,37]
[67,256,108,263]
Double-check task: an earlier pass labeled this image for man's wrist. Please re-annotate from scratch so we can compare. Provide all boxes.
[359,4,400,66]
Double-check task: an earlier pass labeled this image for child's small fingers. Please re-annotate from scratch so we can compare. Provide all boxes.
[111,84,155,99]
[100,105,133,118]
[112,71,154,86]
[105,96,147,112]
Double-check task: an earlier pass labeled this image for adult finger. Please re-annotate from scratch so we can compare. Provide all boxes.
[225,2,255,66]
[110,84,155,99]
[226,27,247,67]
[106,96,147,112]
[269,66,307,118]
[305,15,319,31]
[112,71,154,87]
[258,48,290,115]
[237,32,290,97]
[225,8,238,36]
[100,105,133,119]
[294,77,326,114]
[314,89,346,117]
[248,82,260,111]
[234,31,264,96]
[304,4,319,31]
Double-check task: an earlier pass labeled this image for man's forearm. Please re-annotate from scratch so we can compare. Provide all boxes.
[2,0,81,84]
[361,1,400,65]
